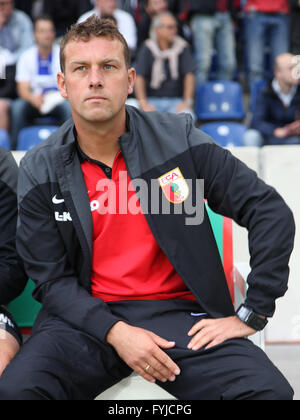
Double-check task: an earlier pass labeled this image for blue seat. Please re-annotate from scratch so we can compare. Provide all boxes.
[201,122,247,147]
[0,129,10,150]
[17,126,59,151]
[196,81,245,121]
[249,80,267,113]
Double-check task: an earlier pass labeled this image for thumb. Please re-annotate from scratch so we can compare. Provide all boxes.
[150,333,176,349]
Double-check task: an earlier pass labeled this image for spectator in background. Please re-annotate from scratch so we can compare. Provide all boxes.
[0,0,34,64]
[244,53,300,146]
[135,12,195,118]
[43,0,92,37]
[188,0,237,86]
[10,16,71,148]
[78,0,137,53]
[290,0,300,55]
[137,0,169,48]
[243,0,290,88]
[0,48,16,132]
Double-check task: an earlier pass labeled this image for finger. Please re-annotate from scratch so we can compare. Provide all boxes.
[147,356,178,383]
[188,319,211,337]
[188,329,217,350]
[151,333,176,349]
[152,346,181,377]
[135,365,156,384]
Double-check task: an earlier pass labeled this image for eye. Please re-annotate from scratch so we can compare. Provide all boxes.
[75,66,87,72]
[104,64,115,70]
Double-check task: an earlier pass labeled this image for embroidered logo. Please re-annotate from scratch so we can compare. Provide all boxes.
[158,167,190,204]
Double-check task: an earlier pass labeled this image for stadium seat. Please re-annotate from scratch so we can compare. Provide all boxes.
[0,129,10,150]
[201,122,247,147]
[17,126,59,151]
[195,81,245,121]
[249,80,267,112]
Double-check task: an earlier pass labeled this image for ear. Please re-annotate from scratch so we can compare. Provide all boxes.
[127,67,136,96]
[57,72,68,99]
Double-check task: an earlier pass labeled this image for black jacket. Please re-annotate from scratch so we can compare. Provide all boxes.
[0,147,27,305]
[16,107,295,343]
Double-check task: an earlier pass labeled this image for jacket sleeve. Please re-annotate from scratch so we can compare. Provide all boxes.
[188,122,296,317]
[16,157,124,343]
[0,149,27,305]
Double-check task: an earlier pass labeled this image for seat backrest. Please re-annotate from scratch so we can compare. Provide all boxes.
[196,81,245,121]
[201,122,247,147]
[0,129,10,150]
[17,126,59,151]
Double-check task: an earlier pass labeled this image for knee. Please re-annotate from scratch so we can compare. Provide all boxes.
[269,374,294,400]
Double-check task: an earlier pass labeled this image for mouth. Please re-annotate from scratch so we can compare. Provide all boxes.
[86,96,107,102]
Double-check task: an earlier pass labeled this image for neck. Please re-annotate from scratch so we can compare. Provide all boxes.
[75,107,126,167]
[38,45,52,59]
[277,79,294,95]
[158,39,171,51]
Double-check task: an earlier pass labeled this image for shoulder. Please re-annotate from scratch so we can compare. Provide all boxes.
[13,9,33,25]
[114,8,136,23]
[77,9,96,23]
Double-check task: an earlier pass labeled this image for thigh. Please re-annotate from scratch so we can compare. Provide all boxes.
[0,313,132,400]
[108,300,293,400]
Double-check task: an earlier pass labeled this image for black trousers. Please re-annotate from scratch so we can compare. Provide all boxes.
[0,300,294,400]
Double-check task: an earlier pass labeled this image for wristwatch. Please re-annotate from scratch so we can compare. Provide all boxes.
[236,304,268,331]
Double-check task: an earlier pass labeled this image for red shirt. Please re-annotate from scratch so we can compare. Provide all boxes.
[80,151,196,303]
[217,0,229,12]
[245,0,289,13]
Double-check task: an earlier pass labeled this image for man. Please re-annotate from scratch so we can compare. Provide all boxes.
[0,16,295,400]
[245,53,300,146]
[136,0,168,47]
[188,0,237,85]
[0,0,33,64]
[0,47,16,133]
[78,0,137,53]
[135,12,195,118]
[243,0,290,87]
[11,16,72,149]
[0,147,27,377]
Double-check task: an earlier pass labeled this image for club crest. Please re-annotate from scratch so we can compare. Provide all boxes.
[158,167,190,204]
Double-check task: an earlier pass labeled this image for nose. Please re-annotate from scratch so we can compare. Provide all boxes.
[88,67,104,89]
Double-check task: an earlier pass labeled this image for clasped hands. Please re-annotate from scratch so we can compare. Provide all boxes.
[106,316,256,384]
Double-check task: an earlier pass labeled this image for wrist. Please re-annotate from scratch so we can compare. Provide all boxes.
[106,321,128,346]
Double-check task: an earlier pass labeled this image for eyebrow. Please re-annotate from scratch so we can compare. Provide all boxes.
[69,58,122,67]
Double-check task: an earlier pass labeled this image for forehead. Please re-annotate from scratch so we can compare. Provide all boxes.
[65,36,124,64]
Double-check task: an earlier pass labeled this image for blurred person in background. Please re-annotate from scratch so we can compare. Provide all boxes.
[135,11,195,118]
[78,0,137,54]
[289,0,300,55]
[0,47,16,133]
[136,0,169,48]
[243,0,290,88]
[188,0,237,86]
[11,16,71,148]
[0,0,34,64]
[244,53,300,146]
[43,0,92,37]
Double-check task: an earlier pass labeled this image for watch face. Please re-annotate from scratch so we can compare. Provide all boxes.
[238,305,251,322]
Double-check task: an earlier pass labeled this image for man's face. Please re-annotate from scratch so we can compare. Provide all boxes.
[58,36,135,125]
[34,20,56,50]
[156,15,178,45]
[146,0,168,16]
[0,0,14,23]
[276,56,300,87]
[95,0,117,15]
